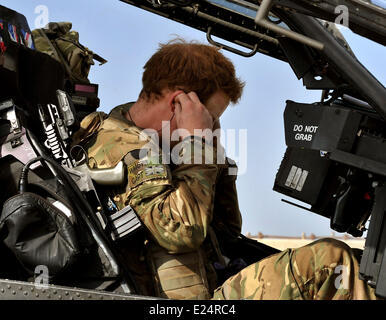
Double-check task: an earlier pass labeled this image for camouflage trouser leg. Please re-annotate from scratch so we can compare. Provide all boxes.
[212,238,377,300]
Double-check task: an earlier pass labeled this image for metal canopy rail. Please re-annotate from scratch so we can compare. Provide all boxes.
[274,0,386,46]
[120,0,386,115]
[120,0,288,61]
[254,0,324,50]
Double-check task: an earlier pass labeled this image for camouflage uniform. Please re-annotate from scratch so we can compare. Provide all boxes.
[213,238,378,300]
[75,103,377,300]
[74,102,242,299]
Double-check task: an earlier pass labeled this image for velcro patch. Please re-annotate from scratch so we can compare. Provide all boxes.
[126,160,169,188]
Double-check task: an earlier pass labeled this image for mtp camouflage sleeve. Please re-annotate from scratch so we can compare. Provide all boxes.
[124,136,220,254]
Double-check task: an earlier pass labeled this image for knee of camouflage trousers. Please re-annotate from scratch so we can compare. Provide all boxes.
[212,238,378,300]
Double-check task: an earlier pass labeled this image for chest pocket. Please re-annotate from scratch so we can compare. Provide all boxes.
[146,241,211,300]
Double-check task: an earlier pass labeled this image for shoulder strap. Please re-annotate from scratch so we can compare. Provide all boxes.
[50,35,75,80]
[56,36,107,65]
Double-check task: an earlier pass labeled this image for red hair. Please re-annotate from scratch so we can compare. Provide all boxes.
[140,39,244,104]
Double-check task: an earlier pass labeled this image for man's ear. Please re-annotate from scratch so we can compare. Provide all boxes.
[168,90,185,112]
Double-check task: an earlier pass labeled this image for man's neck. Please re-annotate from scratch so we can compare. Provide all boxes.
[126,99,153,129]
[126,95,172,134]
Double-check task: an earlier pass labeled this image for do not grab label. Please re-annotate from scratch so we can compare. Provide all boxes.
[293,124,318,142]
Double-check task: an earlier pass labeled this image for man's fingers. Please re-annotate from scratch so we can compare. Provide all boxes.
[174,101,182,115]
[174,92,191,107]
[187,91,201,104]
